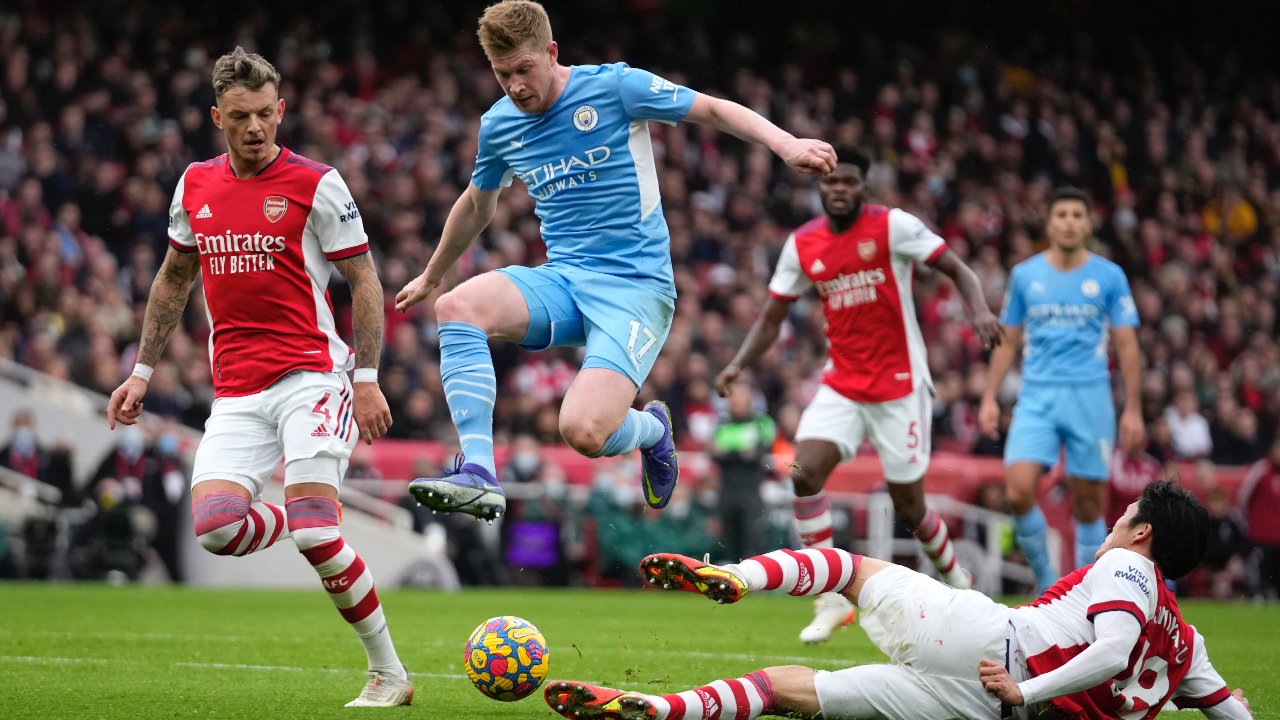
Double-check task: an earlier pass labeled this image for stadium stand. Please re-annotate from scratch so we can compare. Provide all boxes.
[1,1,1279,594]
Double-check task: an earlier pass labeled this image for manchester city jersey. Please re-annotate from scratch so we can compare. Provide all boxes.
[471,63,695,297]
[1000,253,1138,385]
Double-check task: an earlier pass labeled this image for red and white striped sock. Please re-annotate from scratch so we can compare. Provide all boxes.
[287,496,405,679]
[792,491,834,548]
[914,509,966,586]
[724,548,861,596]
[650,670,775,720]
[192,492,288,556]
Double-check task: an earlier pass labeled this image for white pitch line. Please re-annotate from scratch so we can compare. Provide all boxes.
[0,655,110,664]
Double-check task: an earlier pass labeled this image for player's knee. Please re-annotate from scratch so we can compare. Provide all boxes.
[760,666,819,710]
[1006,480,1037,514]
[893,498,927,529]
[192,491,249,555]
[791,466,826,498]
[559,415,610,456]
[435,288,485,327]
[284,495,342,552]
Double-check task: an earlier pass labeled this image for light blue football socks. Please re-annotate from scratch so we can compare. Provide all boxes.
[438,322,497,475]
[1014,504,1056,594]
[1074,517,1107,570]
[589,408,666,458]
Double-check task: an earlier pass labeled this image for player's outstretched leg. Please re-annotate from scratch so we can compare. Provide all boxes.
[642,548,861,603]
[546,670,777,720]
[792,491,857,643]
[192,490,290,556]
[287,495,413,707]
[407,320,505,521]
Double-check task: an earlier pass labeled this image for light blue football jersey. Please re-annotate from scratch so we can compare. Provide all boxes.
[1000,252,1138,385]
[471,63,695,297]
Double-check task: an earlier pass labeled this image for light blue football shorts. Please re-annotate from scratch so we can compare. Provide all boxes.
[496,263,675,389]
[1004,380,1116,480]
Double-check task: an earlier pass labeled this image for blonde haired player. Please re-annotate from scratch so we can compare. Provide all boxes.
[106,48,410,707]
[395,0,836,519]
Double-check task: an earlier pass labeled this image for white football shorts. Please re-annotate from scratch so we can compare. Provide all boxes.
[794,382,932,482]
[191,370,360,496]
[814,564,1010,720]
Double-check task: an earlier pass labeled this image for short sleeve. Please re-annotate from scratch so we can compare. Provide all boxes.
[1000,265,1026,326]
[1171,629,1232,709]
[767,234,812,299]
[1107,266,1139,327]
[888,208,947,264]
[470,115,516,191]
[616,64,695,126]
[167,171,196,253]
[309,170,370,261]
[1085,550,1156,626]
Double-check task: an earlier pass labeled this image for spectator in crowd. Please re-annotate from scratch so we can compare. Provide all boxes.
[1107,444,1164,528]
[1239,434,1280,600]
[1198,486,1248,599]
[500,433,543,485]
[1,410,75,506]
[143,423,187,582]
[710,380,775,563]
[1164,390,1213,460]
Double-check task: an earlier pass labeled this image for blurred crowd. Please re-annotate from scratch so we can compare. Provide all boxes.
[2,2,1280,595]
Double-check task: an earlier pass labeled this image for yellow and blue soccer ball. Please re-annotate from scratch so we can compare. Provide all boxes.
[464,615,550,701]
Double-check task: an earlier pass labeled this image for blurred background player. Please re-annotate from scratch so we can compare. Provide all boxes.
[980,186,1145,594]
[104,48,409,707]
[715,146,1003,643]
[394,0,836,520]
[547,482,1251,720]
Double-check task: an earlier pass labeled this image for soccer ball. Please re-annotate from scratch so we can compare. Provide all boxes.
[464,615,550,701]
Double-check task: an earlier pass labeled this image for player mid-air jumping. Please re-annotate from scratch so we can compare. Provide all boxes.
[545,481,1252,720]
[105,49,411,707]
[394,0,836,521]
[714,147,1003,642]
[980,187,1145,594]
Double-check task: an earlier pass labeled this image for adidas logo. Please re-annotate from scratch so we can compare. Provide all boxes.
[696,689,719,717]
[311,424,329,437]
[795,564,813,595]
[196,204,213,219]
[810,259,826,274]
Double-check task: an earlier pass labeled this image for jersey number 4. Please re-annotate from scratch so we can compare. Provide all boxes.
[312,393,332,423]
[626,320,658,362]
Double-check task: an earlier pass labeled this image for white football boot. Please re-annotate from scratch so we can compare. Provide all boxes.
[798,592,857,644]
[345,668,414,707]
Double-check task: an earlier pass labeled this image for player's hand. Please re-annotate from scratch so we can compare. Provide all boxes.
[395,269,443,312]
[1231,688,1250,713]
[972,310,1005,349]
[978,395,1001,440]
[779,138,837,176]
[979,660,1024,705]
[714,365,741,397]
[106,377,148,429]
[352,381,393,445]
[1119,407,1146,452]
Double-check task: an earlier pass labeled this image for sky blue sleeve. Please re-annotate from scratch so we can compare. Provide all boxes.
[470,115,514,191]
[1107,267,1140,327]
[616,63,695,125]
[1000,266,1026,326]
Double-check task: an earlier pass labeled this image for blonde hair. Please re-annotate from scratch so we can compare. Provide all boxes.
[477,0,553,57]
[211,46,281,99]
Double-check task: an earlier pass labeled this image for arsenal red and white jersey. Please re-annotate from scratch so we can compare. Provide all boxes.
[168,147,369,398]
[768,206,945,403]
[1010,548,1231,720]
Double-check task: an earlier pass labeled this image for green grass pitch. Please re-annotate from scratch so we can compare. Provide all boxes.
[0,583,1275,719]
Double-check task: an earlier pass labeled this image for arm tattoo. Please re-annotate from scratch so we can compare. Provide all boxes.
[333,253,384,369]
[136,248,201,367]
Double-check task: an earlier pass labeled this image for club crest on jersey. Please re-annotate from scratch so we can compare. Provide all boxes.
[858,240,877,261]
[572,105,599,132]
[1081,279,1100,297]
[263,196,288,223]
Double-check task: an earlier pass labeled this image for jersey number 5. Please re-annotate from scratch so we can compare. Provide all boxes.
[626,320,658,362]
